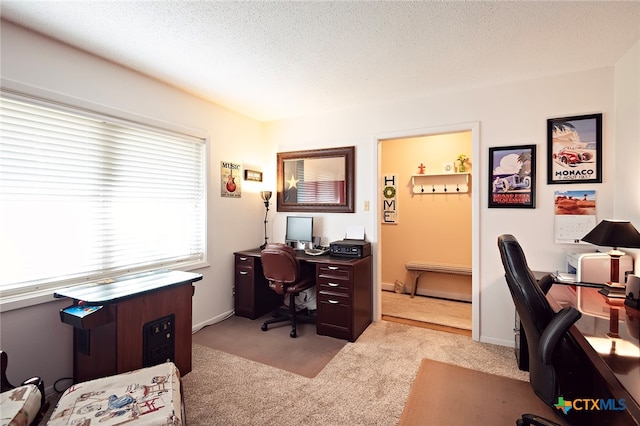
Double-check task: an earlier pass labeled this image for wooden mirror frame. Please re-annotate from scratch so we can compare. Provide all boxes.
[277,146,355,213]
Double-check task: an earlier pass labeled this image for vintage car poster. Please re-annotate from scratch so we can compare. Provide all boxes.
[221,161,241,198]
[488,145,536,208]
[547,114,602,184]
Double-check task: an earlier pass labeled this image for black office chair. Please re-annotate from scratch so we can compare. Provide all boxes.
[516,413,561,426]
[497,234,602,425]
[260,243,316,338]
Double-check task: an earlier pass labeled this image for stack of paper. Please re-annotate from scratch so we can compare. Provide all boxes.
[554,272,577,284]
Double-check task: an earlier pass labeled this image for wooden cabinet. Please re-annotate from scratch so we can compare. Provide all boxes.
[316,256,372,341]
[234,253,282,319]
[55,270,201,383]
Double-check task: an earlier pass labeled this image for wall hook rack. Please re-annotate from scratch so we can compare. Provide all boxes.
[411,172,470,194]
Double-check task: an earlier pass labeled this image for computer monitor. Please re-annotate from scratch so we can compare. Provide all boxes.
[285,216,314,245]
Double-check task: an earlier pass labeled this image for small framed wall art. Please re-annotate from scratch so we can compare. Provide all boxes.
[442,162,455,173]
[547,113,602,184]
[221,161,241,198]
[244,169,263,182]
[489,144,536,208]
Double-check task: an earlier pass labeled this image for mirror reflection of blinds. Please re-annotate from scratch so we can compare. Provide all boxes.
[0,94,206,298]
[291,160,345,204]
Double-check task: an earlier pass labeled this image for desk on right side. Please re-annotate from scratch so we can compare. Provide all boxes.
[548,282,640,424]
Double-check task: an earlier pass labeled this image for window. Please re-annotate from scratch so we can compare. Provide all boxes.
[0,93,206,301]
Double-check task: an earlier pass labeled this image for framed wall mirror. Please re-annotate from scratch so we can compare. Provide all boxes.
[277,146,355,213]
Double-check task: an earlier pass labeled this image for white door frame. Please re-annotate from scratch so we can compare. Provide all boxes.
[373,122,480,341]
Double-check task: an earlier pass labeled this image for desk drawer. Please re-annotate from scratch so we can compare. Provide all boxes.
[236,266,253,277]
[317,264,353,282]
[316,292,351,340]
[235,254,255,281]
[235,255,255,270]
[233,252,281,320]
[317,277,352,295]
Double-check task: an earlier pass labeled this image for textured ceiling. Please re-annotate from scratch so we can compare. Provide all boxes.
[1,1,639,121]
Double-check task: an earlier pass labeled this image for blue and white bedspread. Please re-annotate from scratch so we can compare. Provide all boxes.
[47,362,182,425]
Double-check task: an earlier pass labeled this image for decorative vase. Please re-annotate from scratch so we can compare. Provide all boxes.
[459,163,466,173]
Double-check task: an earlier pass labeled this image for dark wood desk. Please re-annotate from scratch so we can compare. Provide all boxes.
[234,249,372,341]
[549,283,640,425]
[55,270,202,382]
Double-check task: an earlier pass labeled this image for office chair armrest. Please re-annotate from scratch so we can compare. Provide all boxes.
[516,413,562,426]
[539,306,581,365]
[537,273,554,295]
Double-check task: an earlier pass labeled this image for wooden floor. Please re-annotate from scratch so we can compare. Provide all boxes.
[382,314,471,336]
[381,290,472,337]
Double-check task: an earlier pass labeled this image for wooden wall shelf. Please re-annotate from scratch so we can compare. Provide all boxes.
[411,173,470,194]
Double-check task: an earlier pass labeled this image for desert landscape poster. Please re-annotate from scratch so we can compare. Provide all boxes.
[554,190,597,243]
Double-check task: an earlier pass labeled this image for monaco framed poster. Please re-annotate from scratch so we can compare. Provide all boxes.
[547,113,602,184]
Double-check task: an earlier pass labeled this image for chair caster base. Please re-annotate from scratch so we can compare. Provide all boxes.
[290,329,297,338]
[261,323,268,331]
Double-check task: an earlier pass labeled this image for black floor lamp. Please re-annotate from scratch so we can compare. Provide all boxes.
[259,191,272,249]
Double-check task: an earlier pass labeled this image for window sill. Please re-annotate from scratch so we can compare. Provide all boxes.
[0,289,59,313]
[0,261,210,313]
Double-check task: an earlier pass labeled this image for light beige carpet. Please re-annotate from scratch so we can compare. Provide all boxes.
[43,320,530,425]
[192,313,346,378]
[182,319,529,425]
[382,290,472,330]
[399,359,568,426]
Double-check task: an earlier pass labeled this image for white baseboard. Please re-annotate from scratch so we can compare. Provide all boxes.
[381,281,471,302]
[192,310,234,333]
[417,288,472,303]
[480,336,514,348]
[381,282,395,292]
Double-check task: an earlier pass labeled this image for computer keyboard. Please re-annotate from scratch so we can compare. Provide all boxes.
[304,246,330,256]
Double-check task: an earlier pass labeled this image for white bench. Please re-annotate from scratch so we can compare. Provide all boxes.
[405,261,472,298]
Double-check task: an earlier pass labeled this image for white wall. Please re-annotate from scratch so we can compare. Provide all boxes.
[1,19,637,388]
[613,40,640,269]
[614,40,640,225]
[0,21,272,390]
[266,66,622,347]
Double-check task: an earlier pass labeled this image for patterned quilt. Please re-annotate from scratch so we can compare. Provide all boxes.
[1,383,42,426]
[47,362,182,426]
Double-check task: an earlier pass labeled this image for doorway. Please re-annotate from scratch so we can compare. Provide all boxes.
[375,123,480,340]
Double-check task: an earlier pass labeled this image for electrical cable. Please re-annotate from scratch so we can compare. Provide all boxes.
[53,377,74,393]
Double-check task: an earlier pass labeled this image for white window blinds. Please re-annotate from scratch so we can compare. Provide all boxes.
[0,94,206,298]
